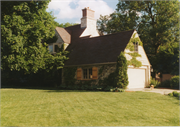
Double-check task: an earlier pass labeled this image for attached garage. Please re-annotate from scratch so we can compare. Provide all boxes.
[127,68,147,89]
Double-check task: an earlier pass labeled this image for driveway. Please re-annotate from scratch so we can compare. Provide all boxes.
[126,88,180,95]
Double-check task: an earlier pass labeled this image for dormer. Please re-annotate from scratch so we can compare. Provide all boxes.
[48,27,70,54]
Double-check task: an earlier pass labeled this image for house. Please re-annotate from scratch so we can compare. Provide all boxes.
[49,7,151,89]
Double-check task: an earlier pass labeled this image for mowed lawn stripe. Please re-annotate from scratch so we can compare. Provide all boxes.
[1,89,179,126]
[83,92,108,126]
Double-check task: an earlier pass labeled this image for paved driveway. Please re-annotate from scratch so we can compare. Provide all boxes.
[126,88,180,95]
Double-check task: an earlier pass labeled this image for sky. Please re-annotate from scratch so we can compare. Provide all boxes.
[47,0,119,24]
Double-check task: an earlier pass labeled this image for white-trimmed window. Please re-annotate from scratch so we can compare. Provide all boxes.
[48,45,53,53]
[48,43,61,53]
[133,42,138,53]
[77,67,98,80]
[83,68,92,79]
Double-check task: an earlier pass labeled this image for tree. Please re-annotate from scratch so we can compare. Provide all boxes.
[97,11,139,35]
[54,22,78,28]
[1,1,68,74]
[116,52,129,89]
[156,42,179,76]
[97,15,110,35]
[97,0,179,76]
[1,1,68,86]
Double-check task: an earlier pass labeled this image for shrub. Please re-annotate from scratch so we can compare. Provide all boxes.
[100,72,117,88]
[110,89,114,92]
[160,80,171,88]
[63,67,77,87]
[172,91,180,97]
[118,88,125,92]
[168,93,173,97]
[150,77,160,88]
[168,91,180,99]
[116,52,129,89]
[170,75,179,89]
[110,87,125,92]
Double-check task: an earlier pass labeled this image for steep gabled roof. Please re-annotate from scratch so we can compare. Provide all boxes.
[55,27,71,44]
[64,29,135,66]
[55,24,86,44]
[65,24,86,42]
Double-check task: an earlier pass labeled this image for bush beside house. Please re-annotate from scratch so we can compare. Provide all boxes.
[168,91,180,99]
[170,76,179,89]
[156,75,179,89]
[115,52,129,89]
[150,77,161,88]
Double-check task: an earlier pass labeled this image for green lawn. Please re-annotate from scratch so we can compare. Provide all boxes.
[1,88,179,126]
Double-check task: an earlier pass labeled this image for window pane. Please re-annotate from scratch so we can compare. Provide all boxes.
[89,68,92,79]
[134,42,138,52]
[55,45,60,52]
[83,69,88,79]
[48,45,53,53]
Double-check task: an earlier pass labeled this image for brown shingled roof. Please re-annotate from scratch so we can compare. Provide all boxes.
[64,30,135,66]
[65,24,86,42]
[55,27,71,44]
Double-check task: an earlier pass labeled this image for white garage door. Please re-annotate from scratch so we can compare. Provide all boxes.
[127,68,146,88]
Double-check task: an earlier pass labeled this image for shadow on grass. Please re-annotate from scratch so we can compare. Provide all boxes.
[45,90,104,92]
[1,86,105,92]
[1,86,58,90]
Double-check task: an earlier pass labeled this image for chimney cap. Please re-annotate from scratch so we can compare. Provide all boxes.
[83,7,95,12]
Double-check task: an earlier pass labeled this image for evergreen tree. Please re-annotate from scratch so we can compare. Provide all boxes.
[116,52,129,89]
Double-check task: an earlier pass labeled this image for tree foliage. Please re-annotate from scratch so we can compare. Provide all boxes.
[116,52,129,89]
[54,22,78,28]
[155,42,179,75]
[97,11,139,35]
[1,1,68,74]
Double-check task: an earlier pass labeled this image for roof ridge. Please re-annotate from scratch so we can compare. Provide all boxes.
[79,29,135,40]
[99,29,135,37]
[55,27,71,44]
[56,26,65,29]
[65,24,81,29]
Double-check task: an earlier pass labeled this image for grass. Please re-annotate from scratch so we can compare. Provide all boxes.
[1,88,179,126]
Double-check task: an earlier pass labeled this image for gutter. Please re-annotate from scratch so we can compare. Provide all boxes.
[64,62,116,67]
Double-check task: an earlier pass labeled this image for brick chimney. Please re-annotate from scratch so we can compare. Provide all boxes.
[82,7,95,19]
[81,7,96,28]
[80,7,99,37]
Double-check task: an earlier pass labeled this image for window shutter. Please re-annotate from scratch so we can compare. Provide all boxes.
[77,68,82,80]
[92,67,98,79]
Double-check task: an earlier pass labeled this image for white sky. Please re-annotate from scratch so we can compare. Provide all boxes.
[47,0,118,24]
